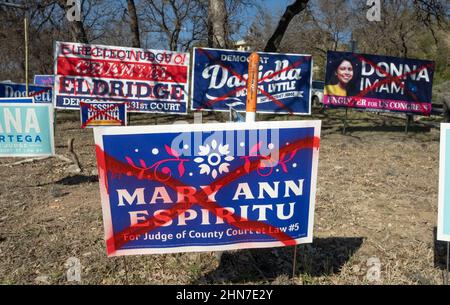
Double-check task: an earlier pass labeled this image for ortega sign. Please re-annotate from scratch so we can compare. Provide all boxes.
[0,82,52,103]
[54,41,189,114]
[0,103,54,157]
[191,48,313,115]
[94,120,321,256]
[323,51,435,115]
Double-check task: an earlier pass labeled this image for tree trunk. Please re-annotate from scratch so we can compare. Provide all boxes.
[127,0,141,48]
[58,0,89,43]
[70,20,89,43]
[264,0,309,52]
[208,0,228,48]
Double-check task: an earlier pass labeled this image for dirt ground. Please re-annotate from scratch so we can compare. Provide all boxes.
[0,108,448,285]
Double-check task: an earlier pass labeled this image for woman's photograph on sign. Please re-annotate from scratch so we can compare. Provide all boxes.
[324,56,358,97]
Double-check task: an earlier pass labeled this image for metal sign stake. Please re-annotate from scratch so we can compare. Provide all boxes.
[446,242,449,285]
[292,245,298,279]
[342,108,348,135]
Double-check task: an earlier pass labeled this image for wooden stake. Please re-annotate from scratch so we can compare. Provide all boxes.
[24,17,29,96]
[245,52,259,123]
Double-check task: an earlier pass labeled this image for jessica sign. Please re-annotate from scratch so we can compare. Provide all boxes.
[0,103,54,157]
[191,48,313,115]
[324,51,435,115]
[94,120,321,256]
[54,42,189,114]
[80,101,126,128]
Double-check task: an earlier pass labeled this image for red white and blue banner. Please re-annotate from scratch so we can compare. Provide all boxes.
[0,82,52,103]
[53,42,189,114]
[80,101,127,128]
[94,120,321,256]
[191,48,313,115]
[324,51,435,115]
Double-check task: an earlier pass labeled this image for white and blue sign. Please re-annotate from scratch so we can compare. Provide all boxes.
[94,120,321,256]
[0,97,33,103]
[191,48,313,115]
[34,75,54,86]
[0,82,52,103]
[0,103,54,157]
[438,123,450,241]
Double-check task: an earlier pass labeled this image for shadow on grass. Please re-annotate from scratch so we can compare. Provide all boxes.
[55,174,99,185]
[193,236,364,284]
[433,227,449,271]
[344,125,431,133]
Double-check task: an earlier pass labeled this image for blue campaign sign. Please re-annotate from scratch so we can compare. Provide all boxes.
[438,123,450,241]
[324,51,435,115]
[0,97,33,103]
[94,120,321,256]
[191,48,313,115]
[34,75,54,86]
[80,101,127,128]
[0,82,52,103]
[0,103,54,157]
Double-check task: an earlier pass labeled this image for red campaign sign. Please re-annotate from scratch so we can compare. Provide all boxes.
[57,57,188,83]
[53,42,189,114]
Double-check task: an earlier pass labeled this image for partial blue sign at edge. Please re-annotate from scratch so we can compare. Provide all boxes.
[438,124,450,241]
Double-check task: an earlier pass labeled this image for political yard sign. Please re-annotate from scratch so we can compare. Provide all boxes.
[54,42,189,114]
[438,123,450,241]
[80,101,127,128]
[0,82,52,103]
[34,75,54,86]
[0,103,54,157]
[324,51,435,115]
[191,48,313,115]
[94,120,321,256]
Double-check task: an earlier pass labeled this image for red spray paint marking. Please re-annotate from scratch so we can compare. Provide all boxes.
[28,87,52,98]
[96,136,320,255]
[195,49,308,113]
[354,54,433,106]
[342,54,435,114]
[80,101,125,128]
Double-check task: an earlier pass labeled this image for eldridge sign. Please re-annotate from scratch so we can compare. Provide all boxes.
[53,42,189,114]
